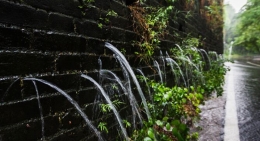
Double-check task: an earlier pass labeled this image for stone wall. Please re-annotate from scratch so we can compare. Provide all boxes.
[0,0,223,140]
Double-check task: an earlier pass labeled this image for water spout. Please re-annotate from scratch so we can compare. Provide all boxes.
[200,49,211,67]
[229,41,234,60]
[32,81,45,141]
[23,78,104,141]
[99,69,143,127]
[136,69,152,101]
[153,60,163,84]
[160,51,166,84]
[175,44,183,54]
[98,58,102,70]
[113,54,140,128]
[81,74,129,141]
[105,42,151,119]
[1,78,20,102]
[166,58,187,87]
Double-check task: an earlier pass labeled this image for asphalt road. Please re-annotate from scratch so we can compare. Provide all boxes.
[224,61,260,141]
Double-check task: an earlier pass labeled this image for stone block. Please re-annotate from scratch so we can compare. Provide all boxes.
[0,1,48,29]
[47,13,74,33]
[0,52,54,76]
[22,0,82,18]
[32,31,86,52]
[0,26,30,48]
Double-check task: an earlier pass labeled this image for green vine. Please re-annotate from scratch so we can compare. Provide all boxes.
[129,5,174,64]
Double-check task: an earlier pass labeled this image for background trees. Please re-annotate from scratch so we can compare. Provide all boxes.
[232,0,260,54]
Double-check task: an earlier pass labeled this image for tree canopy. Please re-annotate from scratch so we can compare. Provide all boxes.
[233,0,260,53]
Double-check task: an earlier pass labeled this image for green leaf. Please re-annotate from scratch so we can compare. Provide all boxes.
[155,120,163,127]
[172,128,184,141]
[162,117,169,121]
[179,123,187,132]
[166,122,171,130]
[171,120,180,127]
[147,128,154,139]
[144,137,153,141]
[182,98,187,104]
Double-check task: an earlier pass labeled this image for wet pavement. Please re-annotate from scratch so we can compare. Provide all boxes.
[231,61,260,141]
[196,60,260,141]
[197,92,226,141]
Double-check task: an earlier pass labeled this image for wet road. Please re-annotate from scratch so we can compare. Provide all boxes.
[225,61,260,141]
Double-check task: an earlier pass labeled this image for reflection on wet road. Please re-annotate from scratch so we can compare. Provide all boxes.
[225,61,260,141]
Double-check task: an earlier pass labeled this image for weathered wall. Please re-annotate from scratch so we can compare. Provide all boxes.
[0,0,223,140]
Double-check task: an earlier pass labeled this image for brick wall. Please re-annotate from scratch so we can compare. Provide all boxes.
[0,0,223,140]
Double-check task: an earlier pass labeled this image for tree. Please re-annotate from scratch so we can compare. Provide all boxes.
[233,0,260,53]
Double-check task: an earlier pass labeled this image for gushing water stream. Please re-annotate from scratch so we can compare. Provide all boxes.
[1,78,19,102]
[81,74,129,141]
[99,69,143,127]
[136,69,152,102]
[105,42,151,119]
[23,78,104,141]
[160,51,166,84]
[114,54,139,128]
[154,60,163,84]
[200,49,211,67]
[175,44,183,54]
[166,58,187,87]
[32,81,45,141]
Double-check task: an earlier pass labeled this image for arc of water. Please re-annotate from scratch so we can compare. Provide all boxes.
[136,69,152,102]
[114,55,139,128]
[99,69,143,127]
[153,60,163,84]
[166,58,187,87]
[184,56,205,84]
[175,44,183,55]
[197,49,206,71]
[165,51,170,58]
[197,49,205,62]
[98,58,102,70]
[160,51,166,84]
[209,51,219,61]
[166,60,179,85]
[23,78,104,141]
[189,47,204,72]
[32,81,45,141]
[200,49,211,67]
[81,74,129,141]
[105,42,151,119]
[1,78,20,102]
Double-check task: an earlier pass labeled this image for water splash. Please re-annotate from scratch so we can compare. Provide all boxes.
[187,56,200,69]
[99,69,143,127]
[81,74,129,141]
[32,81,45,141]
[229,41,234,60]
[98,58,102,70]
[165,51,170,58]
[23,78,104,141]
[153,60,163,84]
[182,56,204,84]
[209,51,219,61]
[160,51,166,83]
[200,49,211,67]
[1,78,20,102]
[136,69,152,101]
[105,42,151,119]
[175,44,183,54]
[114,54,139,128]
[166,58,187,87]
[197,49,205,63]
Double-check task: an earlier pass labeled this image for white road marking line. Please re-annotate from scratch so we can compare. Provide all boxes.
[224,69,240,141]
